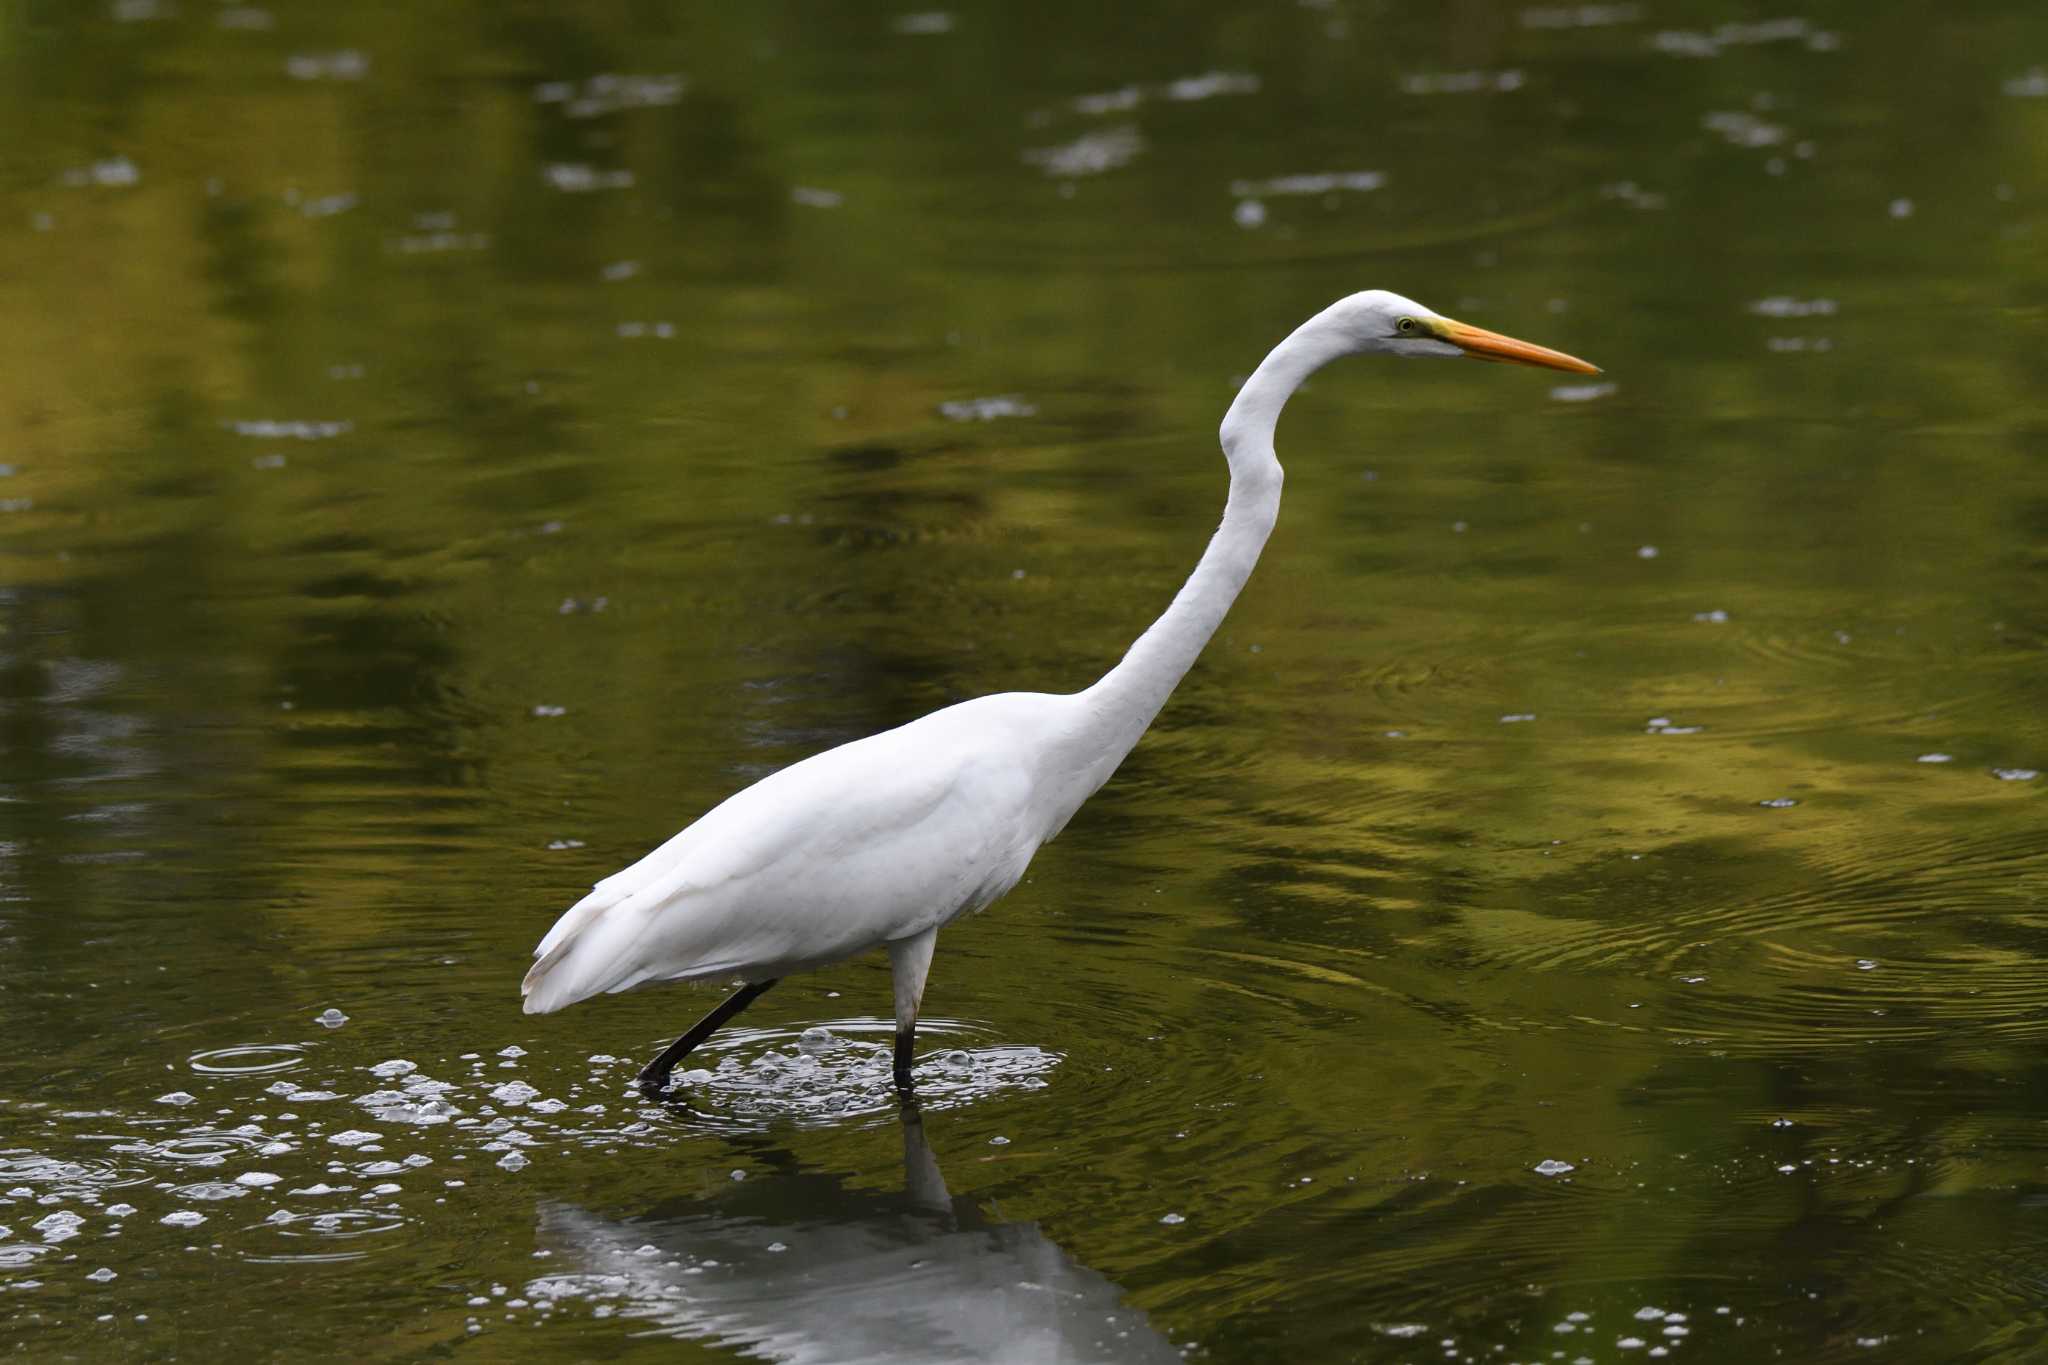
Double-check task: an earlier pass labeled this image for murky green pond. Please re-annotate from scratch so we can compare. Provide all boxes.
[4,2,2046,1361]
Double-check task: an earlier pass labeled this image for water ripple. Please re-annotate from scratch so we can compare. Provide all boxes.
[632,1019,1060,1134]
[190,1044,309,1076]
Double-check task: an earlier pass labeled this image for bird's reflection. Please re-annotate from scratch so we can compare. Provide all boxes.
[533,1101,1182,1364]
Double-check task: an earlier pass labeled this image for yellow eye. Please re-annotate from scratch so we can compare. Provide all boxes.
[1396,317,1418,334]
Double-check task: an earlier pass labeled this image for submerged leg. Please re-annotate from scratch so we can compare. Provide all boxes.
[636,978,779,1098]
[887,928,939,1092]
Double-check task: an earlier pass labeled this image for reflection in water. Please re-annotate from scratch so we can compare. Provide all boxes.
[534,1104,1181,1365]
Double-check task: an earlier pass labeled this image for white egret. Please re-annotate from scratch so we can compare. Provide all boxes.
[522,290,1597,1096]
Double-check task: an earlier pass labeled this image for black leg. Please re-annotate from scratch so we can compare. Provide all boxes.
[893,1024,916,1092]
[636,979,778,1098]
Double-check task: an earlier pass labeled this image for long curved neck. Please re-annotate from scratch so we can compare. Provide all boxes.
[1053,310,1352,793]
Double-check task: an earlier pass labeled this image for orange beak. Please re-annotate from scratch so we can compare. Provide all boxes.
[1431,317,1601,374]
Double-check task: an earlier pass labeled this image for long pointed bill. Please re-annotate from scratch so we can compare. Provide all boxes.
[1432,318,1601,374]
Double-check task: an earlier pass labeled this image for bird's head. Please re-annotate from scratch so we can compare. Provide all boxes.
[1325,289,1600,374]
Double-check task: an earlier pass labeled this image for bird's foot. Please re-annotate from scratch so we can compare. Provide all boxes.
[892,1030,916,1093]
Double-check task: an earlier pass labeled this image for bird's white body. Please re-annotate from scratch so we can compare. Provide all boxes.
[523,690,1105,1014]
[521,289,1596,1082]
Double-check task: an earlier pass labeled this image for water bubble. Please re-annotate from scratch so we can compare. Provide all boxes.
[1758,797,1799,809]
[369,1060,418,1080]
[1025,126,1143,178]
[1401,69,1525,95]
[1159,1212,1186,1225]
[86,1266,116,1281]
[33,1211,83,1242]
[534,73,687,119]
[1230,170,1383,198]
[160,1210,206,1228]
[327,1130,382,1149]
[1916,753,1954,764]
[938,395,1038,422]
[60,156,141,188]
[286,50,367,81]
[1164,71,1259,101]
[175,1181,249,1201]
[1533,1159,1576,1177]
[1991,767,2039,782]
[542,164,633,193]
[155,1092,197,1107]
[313,1009,349,1029]
[497,1152,529,1172]
[236,1172,282,1188]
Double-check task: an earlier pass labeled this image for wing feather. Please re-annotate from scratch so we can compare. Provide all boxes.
[520,698,1042,1014]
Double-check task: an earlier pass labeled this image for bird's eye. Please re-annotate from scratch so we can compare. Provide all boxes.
[1395,317,1418,335]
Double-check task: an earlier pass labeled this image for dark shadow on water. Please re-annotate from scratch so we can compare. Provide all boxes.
[531,1099,1183,1364]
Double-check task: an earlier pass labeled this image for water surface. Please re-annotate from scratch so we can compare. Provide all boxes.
[3,2,2046,1361]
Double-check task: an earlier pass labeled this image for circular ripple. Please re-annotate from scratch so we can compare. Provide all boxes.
[190,1044,309,1076]
[239,1207,411,1264]
[0,1149,152,1194]
[121,1131,269,1167]
[0,1242,54,1270]
[616,1018,1061,1135]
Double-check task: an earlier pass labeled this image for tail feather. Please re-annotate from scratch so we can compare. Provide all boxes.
[520,938,584,1014]
[523,893,635,1015]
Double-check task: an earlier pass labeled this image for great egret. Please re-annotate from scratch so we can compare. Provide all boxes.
[522,290,1597,1096]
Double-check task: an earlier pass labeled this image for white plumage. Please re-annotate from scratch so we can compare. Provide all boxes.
[521,290,1597,1094]
[522,693,1075,1013]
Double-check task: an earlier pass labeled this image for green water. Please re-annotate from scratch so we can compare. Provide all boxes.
[3,3,2046,1361]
